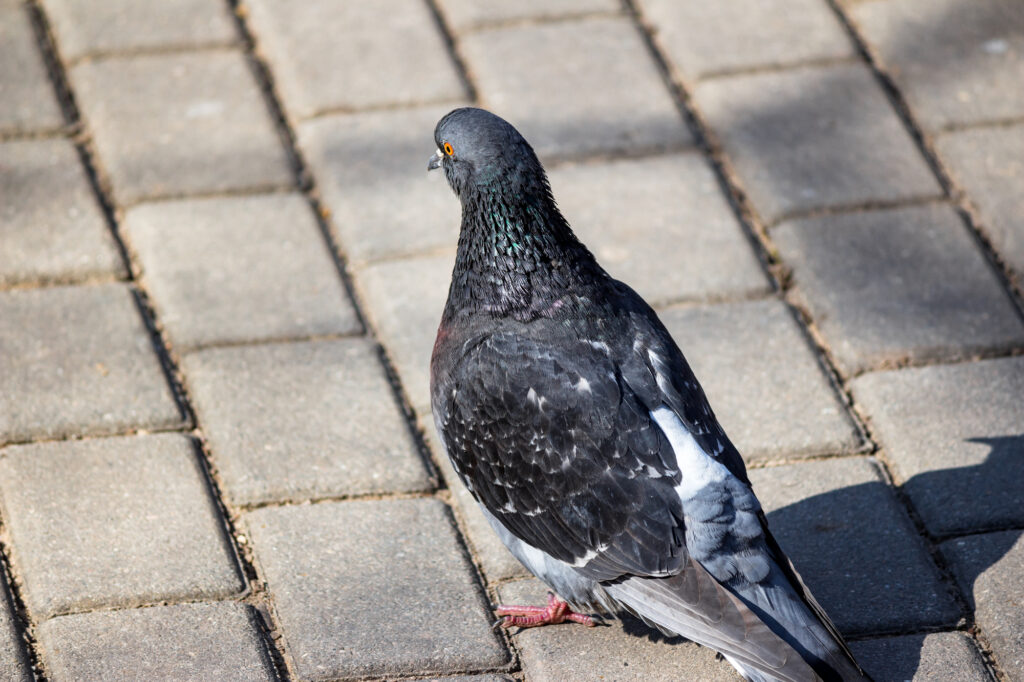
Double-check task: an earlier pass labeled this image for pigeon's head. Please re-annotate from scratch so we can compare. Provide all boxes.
[428,107,546,199]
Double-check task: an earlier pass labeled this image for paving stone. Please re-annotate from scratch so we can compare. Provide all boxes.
[0,434,243,619]
[460,16,693,160]
[550,153,770,306]
[497,579,741,681]
[123,194,358,350]
[245,498,508,680]
[438,0,619,31]
[850,632,990,682]
[694,63,941,221]
[0,0,63,134]
[0,583,30,682]
[937,125,1024,279]
[773,204,1024,375]
[850,0,1024,130]
[298,105,463,265]
[183,339,431,507]
[640,0,855,79]
[353,251,455,414]
[942,531,1024,679]
[852,357,1024,537]
[0,138,123,287]
[42,0,237,60]
[750,457,959,635]
[37,602,275,682]
[0,283,183,444]
[69,50,292,204]
[660,299,861,461]
[425,424,530,583]
[245,0,464,118]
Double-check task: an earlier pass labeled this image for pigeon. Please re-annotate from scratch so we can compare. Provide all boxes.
[427,107,870,682]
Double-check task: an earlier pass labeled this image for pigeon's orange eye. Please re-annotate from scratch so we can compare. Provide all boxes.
[443,142,454,156]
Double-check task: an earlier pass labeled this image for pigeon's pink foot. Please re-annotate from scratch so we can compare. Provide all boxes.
[495,592,596,629]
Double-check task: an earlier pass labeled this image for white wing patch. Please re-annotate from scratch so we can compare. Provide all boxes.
[650,406,730,501]
[570,548,601,568]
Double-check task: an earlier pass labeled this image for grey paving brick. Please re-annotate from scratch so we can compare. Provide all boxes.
[245,0,464,118]
[298,105,463,265]
[937,125,1024,279]
[750,457,959,634]
[0,583,30,682]
[694,63,941,221]
[245,498,508,680]
[550,154,770,306]
[69,51,292,204]
[183,339,431,507]
[0,0,63,134]
[942,531,1024,680]
[850,0,1024,130]
[353,251,455,414]
[42,0,236,60]
[438,0,619,31]
[123,194,358,350]
[0,138,123,287]
[0,282,183,444]
[640,0,855,79]
[497,579,741,682]
[0,434,243,619]
[425,425,530,583]
[852,357,1024,537]
[850,632,990,682]
[659,299,861,461]
[37,602,275,682]
[460,16,693,159]
[773,204,1024,375]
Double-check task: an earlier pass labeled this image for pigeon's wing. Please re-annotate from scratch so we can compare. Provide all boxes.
[435,329,688,580]
[434,329,832,680]
[613,292,752,487]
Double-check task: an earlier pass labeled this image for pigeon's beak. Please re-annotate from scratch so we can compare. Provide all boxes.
[427,148,443,171]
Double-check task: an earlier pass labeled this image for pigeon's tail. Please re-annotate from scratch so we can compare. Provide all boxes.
[603,557,870,682]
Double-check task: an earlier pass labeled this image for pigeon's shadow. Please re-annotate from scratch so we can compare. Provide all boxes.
[617,434,1024,680]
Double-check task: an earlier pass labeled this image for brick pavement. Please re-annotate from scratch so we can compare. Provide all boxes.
[1,0,1022,680]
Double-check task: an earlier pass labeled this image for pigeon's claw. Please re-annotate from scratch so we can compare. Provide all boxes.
[495,592,596,629]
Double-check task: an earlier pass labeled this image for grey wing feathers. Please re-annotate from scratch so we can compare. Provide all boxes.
[605,558,822,682]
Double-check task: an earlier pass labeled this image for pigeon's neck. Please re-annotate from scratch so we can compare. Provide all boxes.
[444,179,605,322]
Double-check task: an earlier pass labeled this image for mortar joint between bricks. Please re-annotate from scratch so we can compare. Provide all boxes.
[0,125,72,142]
[440,9,628,36]
[422,0,479,103]
[0,521,47,681]
[60,41,241,67]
